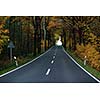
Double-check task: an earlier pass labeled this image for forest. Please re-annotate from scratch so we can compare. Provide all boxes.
[0,16,100,73]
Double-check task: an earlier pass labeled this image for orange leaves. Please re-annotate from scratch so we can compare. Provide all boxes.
[75,43,100,71]
[48,21,56,29]
[0,29,9,34]
[47,17,63,30]
[0,16,9,34]
[0,16,9,54]
[48,20,60,30]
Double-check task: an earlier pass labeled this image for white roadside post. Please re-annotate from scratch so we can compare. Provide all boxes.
[84,56,87,66]
[14,56,18,67]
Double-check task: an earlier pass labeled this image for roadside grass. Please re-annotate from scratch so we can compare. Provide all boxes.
[0,65,16,75]
[0,52,43,75]
[66,49,100,80]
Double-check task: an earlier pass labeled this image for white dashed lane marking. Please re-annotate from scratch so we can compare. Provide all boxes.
[46,51,56,76]
[51,60,54,64]
[46,68,51,76]
[53,56,55,59]
[54,53,56,56]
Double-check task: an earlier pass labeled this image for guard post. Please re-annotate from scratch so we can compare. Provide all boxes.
[14,56,18,67]
[84,56,87,66]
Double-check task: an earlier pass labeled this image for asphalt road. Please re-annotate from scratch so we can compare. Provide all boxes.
[0,46,99,83]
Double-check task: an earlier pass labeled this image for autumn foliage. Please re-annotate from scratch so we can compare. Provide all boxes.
[0,17,9,53]
[75,43,100,71]
[0,16,100,73]
[75,32,100,71]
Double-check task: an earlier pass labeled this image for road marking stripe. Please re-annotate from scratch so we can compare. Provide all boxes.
[46,68,51,75]
[54,53,56,56]
[0,46,54,78]
[53,56,55,59]
[51,60,54,64]
[63,48,100,83]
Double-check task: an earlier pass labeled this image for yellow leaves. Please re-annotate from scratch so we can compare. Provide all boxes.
[0,39,3,44]
[0,24,3,29]
[47,17,63,30]
[75,44,84,59]
[75,43,100,71]
[0,35,9,54]
[84,32,97,47]
[0,39,4,53]
[3,29,9,33]
[88,33,96,41]
[0,16,9,54]
[48,21,56,29]
[0,16,9,26]
[54,33,60,41]
[0,29,9,34]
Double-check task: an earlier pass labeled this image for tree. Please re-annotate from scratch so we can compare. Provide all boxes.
[32,16,43,56]
[61,16,97,50]
[0,17,9,54]
[47,16,63,46]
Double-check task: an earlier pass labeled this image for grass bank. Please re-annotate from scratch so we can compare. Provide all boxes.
[0,53,43,75]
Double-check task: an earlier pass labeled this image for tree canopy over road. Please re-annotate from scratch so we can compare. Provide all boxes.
[0,16,100,72]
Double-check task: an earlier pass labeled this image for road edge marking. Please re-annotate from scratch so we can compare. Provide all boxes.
[0,46,54,78]
[63,48,100,83]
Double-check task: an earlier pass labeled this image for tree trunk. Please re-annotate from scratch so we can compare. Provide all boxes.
[32,16,41,56]
[32,16,37,56]
[78,28,82,45]
[72,17,76,50]
[72,28,76,50]
[63,29,66,49]
[37,17,41,54]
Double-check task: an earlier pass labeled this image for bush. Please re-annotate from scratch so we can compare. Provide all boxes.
[75,43,100,71]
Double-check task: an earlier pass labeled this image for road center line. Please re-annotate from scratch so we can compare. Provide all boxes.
[54,53,56,56]
[0,46,54,78]
[51,60,54,64]
[46,68,51,75]
[53,56,55,59]
[54,51,57,56]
